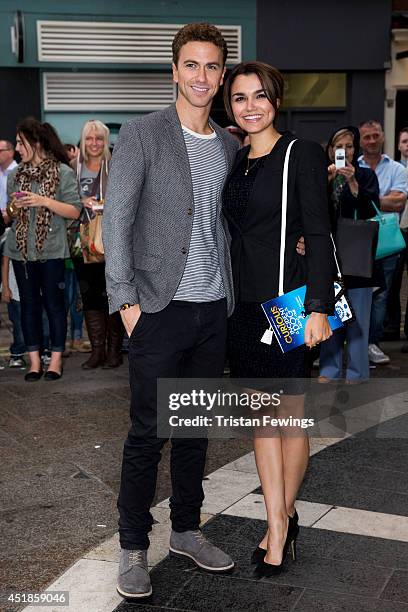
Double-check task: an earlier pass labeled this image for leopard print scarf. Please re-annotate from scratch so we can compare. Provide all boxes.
[15,156,60,260]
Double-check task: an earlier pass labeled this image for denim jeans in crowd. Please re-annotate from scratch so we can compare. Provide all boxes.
[369,254,399,345]
[41,307,51,353]
[64,267,83,340]
[7,299,26,357]
[13,259,67,352]
[320,287,373,380]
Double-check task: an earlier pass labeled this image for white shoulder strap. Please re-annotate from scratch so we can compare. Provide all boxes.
[330,233,342,279]
[279,139,297,296]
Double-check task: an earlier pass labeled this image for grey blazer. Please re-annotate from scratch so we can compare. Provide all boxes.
[103,103,239,315]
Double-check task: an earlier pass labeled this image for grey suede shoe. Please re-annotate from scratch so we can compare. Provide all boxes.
[117,549,152,599]
[169,529,234,572]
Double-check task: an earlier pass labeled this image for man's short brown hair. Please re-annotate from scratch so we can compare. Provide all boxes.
[172,23,228,66]
[223,61,284,124]
[0,140,14,151]
[359,119,383,131]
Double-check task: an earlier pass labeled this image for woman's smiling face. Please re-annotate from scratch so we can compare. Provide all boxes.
[230,73,278,136]
[84,129,105,159]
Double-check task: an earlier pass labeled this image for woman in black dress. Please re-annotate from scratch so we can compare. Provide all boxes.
[222,62,335,575]
[319,126,380,383]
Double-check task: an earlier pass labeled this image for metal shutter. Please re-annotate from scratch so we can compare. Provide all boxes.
[43,72,176,111]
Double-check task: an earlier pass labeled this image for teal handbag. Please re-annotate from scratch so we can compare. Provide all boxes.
[369,201,406,260]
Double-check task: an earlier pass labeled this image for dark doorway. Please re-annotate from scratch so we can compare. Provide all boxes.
[0,69,41,142]
[277,110,347,146]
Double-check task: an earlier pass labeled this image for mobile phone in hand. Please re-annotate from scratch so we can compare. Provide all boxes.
[335,148,346,169]
[92,198,104,212]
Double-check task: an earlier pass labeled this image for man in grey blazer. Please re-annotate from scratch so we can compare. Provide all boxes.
[103,23,239,599]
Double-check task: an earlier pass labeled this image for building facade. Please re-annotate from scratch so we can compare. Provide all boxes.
[1,0,407,153]
[1,0,256,143]
[257,0,392,146]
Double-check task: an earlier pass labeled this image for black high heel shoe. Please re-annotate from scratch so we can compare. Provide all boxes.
[289,509,299,539]
[251,545,267,565]
[251,510,299,565]
[254,519,297,577]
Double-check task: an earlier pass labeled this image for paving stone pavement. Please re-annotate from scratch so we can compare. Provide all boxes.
[2,298,408,612]
[111,411,408,612]
[0,344,252,612]
[14,369,408,612]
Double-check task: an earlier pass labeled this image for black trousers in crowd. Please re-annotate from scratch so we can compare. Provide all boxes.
[72,259,108,311]
[386,230,408,339]
[118,299,227,550]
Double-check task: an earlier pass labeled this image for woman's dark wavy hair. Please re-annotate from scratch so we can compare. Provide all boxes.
[223,61,284,124]
[16,117,70,165]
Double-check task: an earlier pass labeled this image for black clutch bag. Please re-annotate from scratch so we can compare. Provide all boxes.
[334,216,379,278]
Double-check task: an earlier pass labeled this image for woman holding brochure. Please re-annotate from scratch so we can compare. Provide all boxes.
[222,62,335,576]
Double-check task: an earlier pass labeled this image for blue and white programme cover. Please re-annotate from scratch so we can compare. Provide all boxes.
[261,285,346,353]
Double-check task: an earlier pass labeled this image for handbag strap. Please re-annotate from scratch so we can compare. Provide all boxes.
[279,139,298,295]
[355,200,380,219]
[279,139,342,295]
[330,233,343,280]
[354,199,381,220]
[370,199,382,217]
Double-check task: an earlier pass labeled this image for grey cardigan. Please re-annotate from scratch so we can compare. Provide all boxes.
[102,103,239,315]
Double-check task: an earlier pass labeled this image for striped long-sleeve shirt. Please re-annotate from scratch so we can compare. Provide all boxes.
[174,126,227,302]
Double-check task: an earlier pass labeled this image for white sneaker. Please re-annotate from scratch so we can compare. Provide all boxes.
[368,343,390,365]
[41,351,52,366]
[9,356,26,369]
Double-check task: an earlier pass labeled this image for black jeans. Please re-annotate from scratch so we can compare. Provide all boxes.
[118,299,227,550]
[13,259,67,352]
[72,259,108,311]
[386,229,408,338]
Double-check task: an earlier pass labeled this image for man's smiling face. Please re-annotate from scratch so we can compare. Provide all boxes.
[172,41,225,111]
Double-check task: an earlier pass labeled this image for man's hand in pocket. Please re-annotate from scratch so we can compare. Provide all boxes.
[120,304,142,337]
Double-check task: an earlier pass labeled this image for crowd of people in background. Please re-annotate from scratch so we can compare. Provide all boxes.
[0,115,408,382]
[1,21,408,595]
[0,118,122,380]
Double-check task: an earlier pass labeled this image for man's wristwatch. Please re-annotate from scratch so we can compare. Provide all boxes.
[120,303,135,311]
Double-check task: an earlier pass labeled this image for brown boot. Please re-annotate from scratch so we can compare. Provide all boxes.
[82,310,106,369]
[104,312,124,368]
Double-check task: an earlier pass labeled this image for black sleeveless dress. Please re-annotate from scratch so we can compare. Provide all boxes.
[223,153,307,393]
